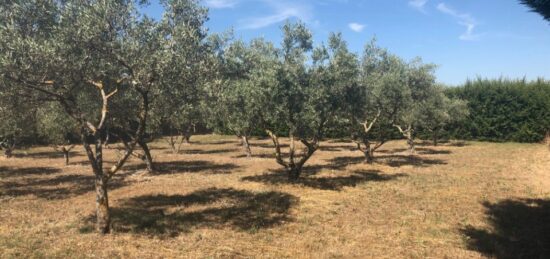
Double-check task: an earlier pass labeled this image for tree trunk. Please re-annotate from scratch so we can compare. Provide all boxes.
[4,148,13,158]
[94,175,110,234]
[287,166,300,181]
[183,134,191,144]
[242,135,252,157]
[237,135,244,146]
[265,130,318,182]
[138,141,155,173]
[407,135,415,155]
[433,130,438,146]
[63,150,70,165]
[365,147,374,164]
[168,136,178,154]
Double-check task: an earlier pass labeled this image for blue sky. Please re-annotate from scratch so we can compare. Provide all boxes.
[143,0,550,85]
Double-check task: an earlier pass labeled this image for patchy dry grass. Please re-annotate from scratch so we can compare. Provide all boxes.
[1,135,549,258]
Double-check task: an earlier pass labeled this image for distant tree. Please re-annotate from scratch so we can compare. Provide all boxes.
[350,40,408,163]
[37,103,78,165]
[153,0,209,154]
[418,85,469,146]
[392,58,438,154]
[216,38,278,157]
[521,0,550,21]
[0,86,37,158]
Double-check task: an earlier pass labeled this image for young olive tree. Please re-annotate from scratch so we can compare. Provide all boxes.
[37,102,78,165]
[392,58,438,154]
[152,0,209,153]
[350,40,409,163]
[418,85,469,146]
[0,86,37,158]
[216,38,278,157]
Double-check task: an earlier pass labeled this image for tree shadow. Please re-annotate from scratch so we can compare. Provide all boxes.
[253,142,290,149]
[326,156,365,168]
[1,173,127,200]
[81,188,297,237]
[174,148,238,155]
[375,155,447,167]
[416,148,452,155]
[13,150,80,159]
[233,153,275,159]
[416,141,469,147]
[327,139,354,143]
[0,166,61,178]
[193,140,238,146]
[461,199,550,258]
[318,145,355,152]
[242,170,407,191]
[125,160,239,175]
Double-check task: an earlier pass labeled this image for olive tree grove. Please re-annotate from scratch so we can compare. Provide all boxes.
[0,0,206,234]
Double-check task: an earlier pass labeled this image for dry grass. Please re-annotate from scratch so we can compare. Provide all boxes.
[1,135,550,258]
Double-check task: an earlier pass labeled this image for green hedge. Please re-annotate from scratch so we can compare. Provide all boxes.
[444,78,550,143]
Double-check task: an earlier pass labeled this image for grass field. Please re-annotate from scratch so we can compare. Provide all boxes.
[1,135,549,258]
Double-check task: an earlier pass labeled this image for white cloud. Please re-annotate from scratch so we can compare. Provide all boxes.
[348,22,365,32]
[238,0,313,29]
[409,0,428,12]
[437,3,480,41]
[204,0,239,9]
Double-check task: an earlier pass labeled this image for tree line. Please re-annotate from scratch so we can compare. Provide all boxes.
[0,0,543,234]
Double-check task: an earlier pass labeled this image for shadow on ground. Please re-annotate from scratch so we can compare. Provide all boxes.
[417,140,469,147]
[193,140,238,146]
[378,147,451,155]
[327,154,447,168]
[242,170,407,191]
[1,171,128,200]
[462,199,550,258]
[318,145,355,152]
[13,150,81,159]
[125,160,240,175]
[376,155,447,167]
[168,148,239,155]
[82,188,297,237]
[0,166,61,178]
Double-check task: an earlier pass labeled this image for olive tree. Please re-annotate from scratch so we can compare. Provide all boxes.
[0,86,37,158]
[152,0,209,154]
[350,40,408,163]
[215,38,278,157]
[392,58,438,154]
[418,85,469,146]
[264,23,350,180]
[37,102,78,165]
[0,0,166,234]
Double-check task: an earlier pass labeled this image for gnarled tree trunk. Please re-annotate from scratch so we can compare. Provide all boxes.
[432,130,439,146]
[356,111,383,164]
[394,124,415,155]
[138,140,155,173]
[266,130,318,181]
[241,135,252,158]
[94,174,110,234]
